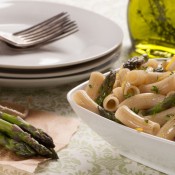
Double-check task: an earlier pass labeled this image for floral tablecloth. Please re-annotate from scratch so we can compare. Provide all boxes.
[0,0,166,174]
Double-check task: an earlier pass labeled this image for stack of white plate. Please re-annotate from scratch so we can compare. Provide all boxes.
[0,1,123,87]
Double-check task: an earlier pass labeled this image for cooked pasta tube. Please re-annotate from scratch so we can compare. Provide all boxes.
[103,94,119,112]
[126,70,146,86]
[73,90,99,114]
[166,91,175,97]
[159,61,167,70]
[155,71,172,82]
[142,59,159,68]
[145,107,175,126]
[126,70,171,86]
[123,82,140,97]
[85,72,105,100]
[113,79,120,89]
[139,74,175,95]
[157,116,175,140]
[115,105,160,135]
[113,72,120,89]
[118,68,130,84]
[118,93,165,110]
[113,87,124,102]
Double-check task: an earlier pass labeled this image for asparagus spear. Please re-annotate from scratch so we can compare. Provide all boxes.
[0,112,55,148]
[0,132,36,157]
[49,148,59,159]
[95,70,116,106]
[143,93,175,115]
[98,106,122,123]
[0,118,57,159]
[123,54,148,70]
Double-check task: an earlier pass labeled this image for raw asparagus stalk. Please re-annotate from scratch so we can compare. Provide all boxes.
[98,106,121,123]
[143,93,175,115]
[0,112,55,148]
[0,132,36,157]
[0,118,57,159]
[49,148,59,159]
[95,70,116,106]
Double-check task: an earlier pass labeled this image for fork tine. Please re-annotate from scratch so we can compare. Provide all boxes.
[16,15,71,40]
[22,23,78,46]
[20,17,71,39]
[22,20,76,41]
[14,12,68,36]
[25,21,78,43]
[28,29,78,47]
[20,16,69,38]
[35,28,79,46]
[45,27,78,43]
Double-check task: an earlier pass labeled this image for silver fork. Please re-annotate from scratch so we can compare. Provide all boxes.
[0,12,78,48]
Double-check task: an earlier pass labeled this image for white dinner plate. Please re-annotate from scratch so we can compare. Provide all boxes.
[0,1,123,69]
[0,46,121,78]
[0,53,119,87]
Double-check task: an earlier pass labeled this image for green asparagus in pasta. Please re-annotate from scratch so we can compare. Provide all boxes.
[95,70,116,106]
[98,106,121,123]
[123,54,148,70]
[143,93,175,115]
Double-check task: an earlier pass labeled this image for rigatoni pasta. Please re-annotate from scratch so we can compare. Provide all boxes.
[73,55,175,142]
[123,82,140,97]
[145,107,175,126]
[157,116,175,140]
[115,105,160,135]
[73,90,99,114]
[126,70,171,86]
[85,72,105,100]
[117,93,165,110]
[139,74,175,95]
[142,58,159,68]
[113,87,124,102]
[118,68,130,84]
[103,94,119,112]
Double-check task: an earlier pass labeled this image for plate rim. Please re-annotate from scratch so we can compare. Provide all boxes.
[0,0,123,69]
[0,45,121,78]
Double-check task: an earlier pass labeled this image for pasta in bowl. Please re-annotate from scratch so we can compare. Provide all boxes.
[67,55,175,174]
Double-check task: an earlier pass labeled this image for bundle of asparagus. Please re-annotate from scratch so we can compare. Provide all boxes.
[0,111,58,159]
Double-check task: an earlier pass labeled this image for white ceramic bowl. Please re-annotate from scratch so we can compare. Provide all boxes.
[67,71,175,175]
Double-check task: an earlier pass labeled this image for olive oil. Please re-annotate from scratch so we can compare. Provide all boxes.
[127,0,175,58]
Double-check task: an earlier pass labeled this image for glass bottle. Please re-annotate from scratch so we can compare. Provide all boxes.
[127,0,175,58]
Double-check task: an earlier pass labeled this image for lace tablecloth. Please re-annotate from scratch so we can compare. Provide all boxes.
[0,0,165,174]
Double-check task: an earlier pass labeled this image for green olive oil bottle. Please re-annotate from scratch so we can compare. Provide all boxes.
[127,0,175,58]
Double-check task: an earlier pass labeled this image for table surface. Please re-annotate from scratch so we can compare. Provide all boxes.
[0,0,166,175]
